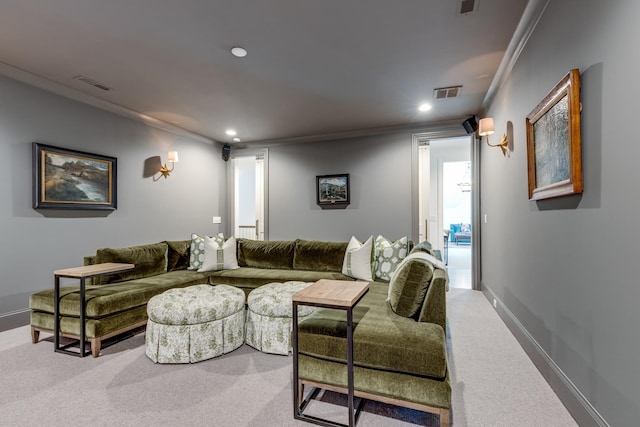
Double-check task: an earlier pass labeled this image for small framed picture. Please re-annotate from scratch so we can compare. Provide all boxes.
[316,174,350,208]
[526,69,582,201]
[33,143,117,210]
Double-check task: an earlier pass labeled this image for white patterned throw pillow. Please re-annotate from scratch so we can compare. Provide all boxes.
[198,235,240,272]
[188,233,224,270]
[341,236,374,281]
[374,235,409,281]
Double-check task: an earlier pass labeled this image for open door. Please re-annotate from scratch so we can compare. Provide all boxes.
[229,149,268,241]
[415,134,476,289]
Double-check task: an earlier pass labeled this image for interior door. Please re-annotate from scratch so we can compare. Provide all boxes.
[229,149,268,241]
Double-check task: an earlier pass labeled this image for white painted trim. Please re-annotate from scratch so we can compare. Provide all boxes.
[228,148,269,241]
[0,62,215,145]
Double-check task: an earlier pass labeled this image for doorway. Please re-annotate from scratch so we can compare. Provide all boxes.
[415,135,474,290]
[229,149,268,241]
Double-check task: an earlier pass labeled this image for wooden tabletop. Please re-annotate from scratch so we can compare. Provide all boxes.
[292,279,369,308]
[54,263,135,278]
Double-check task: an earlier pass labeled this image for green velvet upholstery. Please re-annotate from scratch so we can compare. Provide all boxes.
[94,242,168,285]
[298,282,447,379]
[417,269,448,329]
[209,267,357,298]
[388,255,434,318]
[31,304,149,338]
[236,239,295,269]
[293,239,348,272]
[165,240,191,272]
[29,271,208,318]
[299,354,451,410]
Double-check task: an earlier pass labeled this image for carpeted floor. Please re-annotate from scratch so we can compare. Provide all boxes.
[0,289,577,426]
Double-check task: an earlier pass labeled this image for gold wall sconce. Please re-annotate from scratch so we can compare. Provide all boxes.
[159,151,179,179]
[479,118,509,157]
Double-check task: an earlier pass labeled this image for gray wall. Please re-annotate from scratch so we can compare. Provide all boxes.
[481,0,639,425]
[267,132,415,242]
[0,76,226,326]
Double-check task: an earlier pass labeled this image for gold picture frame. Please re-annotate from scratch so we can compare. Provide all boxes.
[526,69,582,201]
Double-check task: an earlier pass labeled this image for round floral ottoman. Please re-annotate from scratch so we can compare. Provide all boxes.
[145,284,245,364]
[245,281,316,355]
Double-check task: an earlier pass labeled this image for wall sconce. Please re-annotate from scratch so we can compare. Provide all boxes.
[479,118,509,157]
[159,151,179,179]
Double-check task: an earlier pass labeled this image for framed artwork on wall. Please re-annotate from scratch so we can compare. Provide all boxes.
[316,174,350,208]
[526,69,582,201]
[32,143,117,210]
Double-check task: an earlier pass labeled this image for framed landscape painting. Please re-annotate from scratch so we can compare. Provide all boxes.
[316,174,350,208]
[526,69,582,201]
[32,143,117,210]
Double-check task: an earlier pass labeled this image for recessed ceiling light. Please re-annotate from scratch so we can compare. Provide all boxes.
[233,137,241,142]
[226,129,237,136]
[418,103,432,112]
[231,47,247,58]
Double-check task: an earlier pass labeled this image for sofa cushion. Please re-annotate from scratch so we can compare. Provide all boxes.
[198,236,239,272]
[342,236,374,281]
[387,252,435,318]
[374,235,409,282]
[237,239,295,269]
[165,240,191,271]
[293,239,348,272]
[94,242,168,285]
[298,282,447,379]
[209,267,355,293]
[29,270,210,318]
[188,233,223,270]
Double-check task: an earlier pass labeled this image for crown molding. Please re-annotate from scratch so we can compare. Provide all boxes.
[244,118,469,148]
[0,62,216,145]
[481,0,551,113]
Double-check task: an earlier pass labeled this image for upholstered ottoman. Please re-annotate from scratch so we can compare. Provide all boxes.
[245,281,316,355]
[146,284,245,364]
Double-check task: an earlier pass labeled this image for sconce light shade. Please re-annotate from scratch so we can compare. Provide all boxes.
[158,151,179,179]
[478,118,495,136]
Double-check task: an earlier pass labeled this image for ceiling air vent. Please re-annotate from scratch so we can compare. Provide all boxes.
[73,75,112,91]
[434,85,462,99]
[457,0,479,15]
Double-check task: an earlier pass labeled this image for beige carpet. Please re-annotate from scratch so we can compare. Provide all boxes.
[0,289,577,426]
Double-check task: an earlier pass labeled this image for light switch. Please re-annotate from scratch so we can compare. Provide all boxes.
[212,216,222,224]
[484,214,488,224]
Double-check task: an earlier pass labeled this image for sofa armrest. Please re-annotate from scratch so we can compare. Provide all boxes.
[417,269,447,333]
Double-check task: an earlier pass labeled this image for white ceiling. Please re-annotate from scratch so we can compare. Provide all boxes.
[0,0,531,145]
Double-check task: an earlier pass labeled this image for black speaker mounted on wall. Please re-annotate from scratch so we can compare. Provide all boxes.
[222,144,231,162]
[462,116,478,134]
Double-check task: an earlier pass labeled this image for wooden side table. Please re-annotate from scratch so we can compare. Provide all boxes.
[292,279,369,427]
[54,263,134,357]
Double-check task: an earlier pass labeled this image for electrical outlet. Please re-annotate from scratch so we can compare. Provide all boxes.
[493,298,497,308]
[212,216,222,224]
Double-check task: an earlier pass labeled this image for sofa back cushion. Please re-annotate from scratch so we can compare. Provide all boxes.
[387,252,434,318]
[237,239,295,269]
[164,240,191,271]
[95,242,168,285]
[293,239,349,272]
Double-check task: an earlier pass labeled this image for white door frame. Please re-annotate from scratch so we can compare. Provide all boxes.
[227,148,269,241]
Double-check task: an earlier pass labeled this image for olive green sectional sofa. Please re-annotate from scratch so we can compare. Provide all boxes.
[30,238,363,357]
[29,236,450,425]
